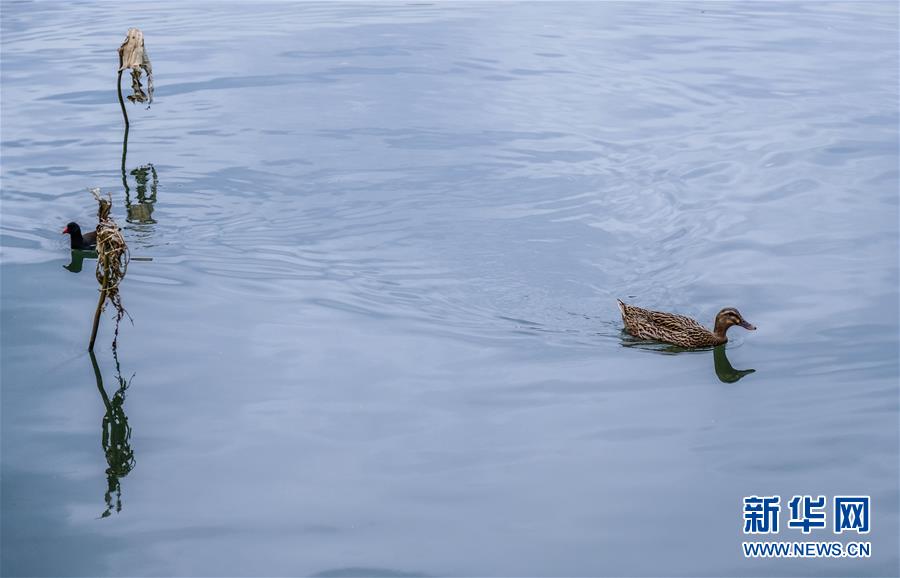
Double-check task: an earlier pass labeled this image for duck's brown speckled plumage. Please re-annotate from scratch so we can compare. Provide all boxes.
[617,300,756,349]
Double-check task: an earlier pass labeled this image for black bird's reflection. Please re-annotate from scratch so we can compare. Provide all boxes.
[63,249,96,273]
[621,333,756,383]
[89,350,135,518]
[712,344,756,383]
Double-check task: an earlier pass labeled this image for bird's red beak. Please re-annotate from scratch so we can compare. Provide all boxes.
[61,226,69,234]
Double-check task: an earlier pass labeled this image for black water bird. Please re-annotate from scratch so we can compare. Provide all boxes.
[62,222,97,250]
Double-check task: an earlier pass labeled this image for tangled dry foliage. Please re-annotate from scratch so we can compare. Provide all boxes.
[118,28,153,106]
[90,188,131,351]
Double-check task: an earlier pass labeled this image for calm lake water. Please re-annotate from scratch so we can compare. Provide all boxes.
[1,2,898,576]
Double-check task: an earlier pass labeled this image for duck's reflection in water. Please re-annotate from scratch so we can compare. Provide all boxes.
[712,344,755,383]
[89,350,135,518]
[620,333,756,383]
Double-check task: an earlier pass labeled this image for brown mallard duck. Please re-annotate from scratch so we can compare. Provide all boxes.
[617,300,756,348]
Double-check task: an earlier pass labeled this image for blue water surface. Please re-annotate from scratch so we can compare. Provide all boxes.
[1,2,898,576]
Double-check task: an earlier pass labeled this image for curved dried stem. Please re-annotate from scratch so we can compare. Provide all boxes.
[117,70,129,130]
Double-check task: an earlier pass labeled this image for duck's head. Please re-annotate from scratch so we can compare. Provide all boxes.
[62,222,81,236]
[713,308,756,337]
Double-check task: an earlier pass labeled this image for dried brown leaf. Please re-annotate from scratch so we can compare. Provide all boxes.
[118,28,153,106]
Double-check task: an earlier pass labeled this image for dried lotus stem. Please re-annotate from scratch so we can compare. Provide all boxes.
[88,188,130,352]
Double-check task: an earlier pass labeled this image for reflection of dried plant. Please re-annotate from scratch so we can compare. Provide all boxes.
[91,348,135,518]
[88,188,131,351]
[103,350,135,517]
[118,28,153,106]
[126,163,158,224]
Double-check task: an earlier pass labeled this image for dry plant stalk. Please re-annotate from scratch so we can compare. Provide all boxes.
[118,28,153,105]
[89,188,131,352]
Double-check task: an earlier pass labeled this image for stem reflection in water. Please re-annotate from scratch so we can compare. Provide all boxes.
[89,349,135,518]
[125,163,158,224]
[120,120,158,225]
